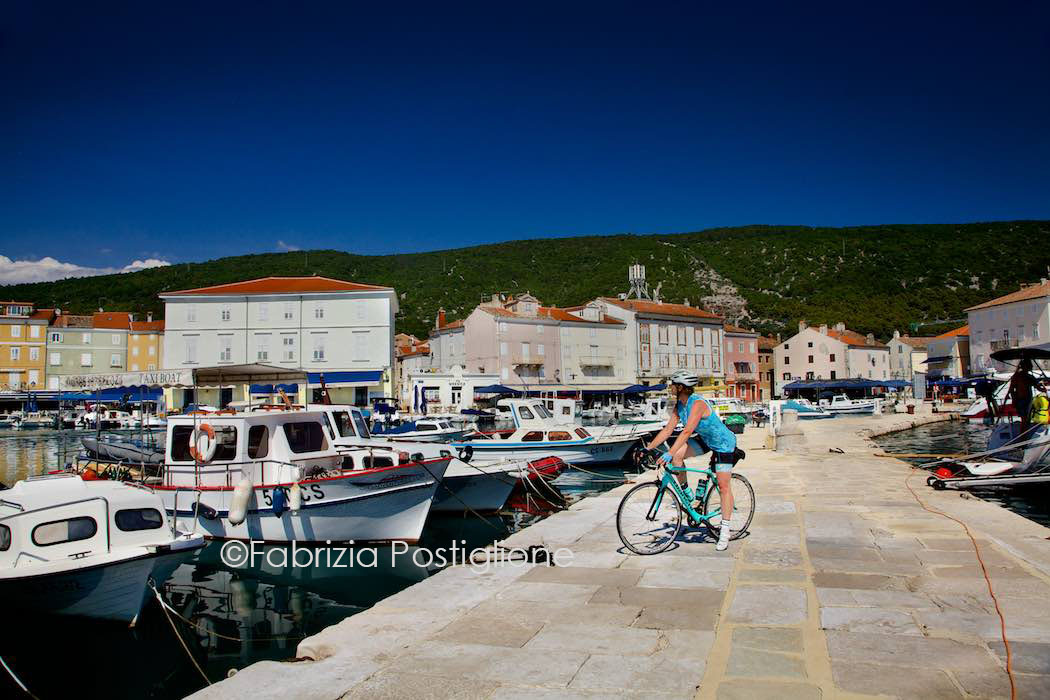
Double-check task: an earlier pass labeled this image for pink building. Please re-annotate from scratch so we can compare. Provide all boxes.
[723,325,760,401]
[463,293,627,388]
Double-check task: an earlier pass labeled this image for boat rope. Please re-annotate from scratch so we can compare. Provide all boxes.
[0,653,38,700]
[562,462,631,482]
[151,584,212,686]
[903,471,1015,699]
[412,459,508,532]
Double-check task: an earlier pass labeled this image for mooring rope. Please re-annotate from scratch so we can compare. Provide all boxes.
[903,471,1016,699]
[0,653,38,699]
[151,585,212,686]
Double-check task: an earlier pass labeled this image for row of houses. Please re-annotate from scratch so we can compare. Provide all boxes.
[0,303,164,391]
[3,273,1047,409]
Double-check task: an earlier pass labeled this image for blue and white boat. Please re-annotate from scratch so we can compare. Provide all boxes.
[370,418,472,443]
[454,399,639,464]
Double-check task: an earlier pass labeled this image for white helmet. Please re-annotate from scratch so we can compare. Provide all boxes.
[669,370,699,387]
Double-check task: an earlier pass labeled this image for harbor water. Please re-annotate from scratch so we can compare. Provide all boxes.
[872,419,1050,527]
[0,426,633,699]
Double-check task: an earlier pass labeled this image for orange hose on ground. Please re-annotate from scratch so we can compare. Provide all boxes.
[904,471,1016,700]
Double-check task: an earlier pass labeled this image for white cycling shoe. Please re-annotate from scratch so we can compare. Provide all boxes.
[715,520,732,551]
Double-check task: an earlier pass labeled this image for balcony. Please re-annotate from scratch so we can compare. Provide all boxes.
[511,355,544,367]
[578,354,615,367]
[990,338,1020,352]
[728,371,758,382]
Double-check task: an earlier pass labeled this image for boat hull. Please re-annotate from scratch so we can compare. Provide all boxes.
[0,550,184,623]
[453,439,635,465]
[159,460,449,543]
[431,469,517,512]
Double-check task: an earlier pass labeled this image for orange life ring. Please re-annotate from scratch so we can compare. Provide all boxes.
[188,423,218,462]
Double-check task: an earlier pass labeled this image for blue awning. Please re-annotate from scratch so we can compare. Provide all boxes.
[93,386,163,401]
[473,384,522,395]
[307,371,382,386]
[250,383,299,394]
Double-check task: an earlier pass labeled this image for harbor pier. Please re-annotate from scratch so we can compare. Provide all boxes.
[192,412,1050,699]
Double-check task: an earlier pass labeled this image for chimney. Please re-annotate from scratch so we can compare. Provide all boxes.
[683,298,690,307]
[798,320,808,332]
[893,330,900,339]
[866,332,875,346]
[436,308,446,329]
[147,312,153,322]
[776,333,782,342]
[835,322,846,332]
[818,324,828,335]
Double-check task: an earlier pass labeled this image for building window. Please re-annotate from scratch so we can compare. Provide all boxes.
[312,335,326,361]
[221,304,231,322]
[521,342,530,358]
[830,370,837,379]
[11,326,20,338]
[282,336,295,361]
[148,363,156,370]
[185,337,197,364]
[537,325,543,334]
[219,336,232,362]
[10,347,19,361]
[256,336,270,361]
[110,353,121,367]
[782,372,791,380]
[258,303,269,322]
[499,322,508,334]
[500,342,508,356]
[111,334,121,345]
[149,345,156,356]
[284,302,295,320]
[659,325,668,344]
[30,325,40,338]
[784,356,790,365]
[314,303,325,320]
[29,347,39,362]
[131,346,139,357]
[80,353,92,367]
[186,305,197,323]
[1034,324,1041,339]
[49,352,60,366]
[537,343,545,356]
[784,343,789,350]
[49,332,62,343]
[806,372,814,380]
[829,353,836,362]
[750,342,755,353]
[82,333,91,344]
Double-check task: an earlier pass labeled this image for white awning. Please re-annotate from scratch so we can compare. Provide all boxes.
[57,364,306,391]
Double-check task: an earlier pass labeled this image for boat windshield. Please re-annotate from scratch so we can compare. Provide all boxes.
[331,411,356,437]
[351,410,371,438]
[534,404,553,419]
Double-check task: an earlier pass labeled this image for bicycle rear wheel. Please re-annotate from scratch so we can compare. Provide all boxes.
[617,481,683,555]
[703,473,755,541]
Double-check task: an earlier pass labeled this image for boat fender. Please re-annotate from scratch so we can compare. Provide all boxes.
[228,476,253,525]
[188,423,218,463]
[1031,395,1049,425]
[271,486,288,517]
[289,482,302,513]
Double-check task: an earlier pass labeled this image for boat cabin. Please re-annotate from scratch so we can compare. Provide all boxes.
[0,474,178,570]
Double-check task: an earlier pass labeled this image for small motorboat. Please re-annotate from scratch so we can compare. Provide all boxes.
[0,473,204,624]
[818,394,877,415]
[370,418,472,442]
[781,399,835,419]
[81,437,166,465]
[455,399,640,465]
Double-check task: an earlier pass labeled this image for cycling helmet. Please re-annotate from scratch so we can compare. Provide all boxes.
[669,370,699,387]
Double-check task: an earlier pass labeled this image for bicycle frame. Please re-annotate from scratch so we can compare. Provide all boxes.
[649,463,721,524]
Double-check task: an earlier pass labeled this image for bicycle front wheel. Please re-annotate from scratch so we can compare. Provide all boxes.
[617,481,683,555]
[703,473,755,541]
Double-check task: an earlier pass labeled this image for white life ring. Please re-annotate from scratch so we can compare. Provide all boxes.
[188,423,218,463]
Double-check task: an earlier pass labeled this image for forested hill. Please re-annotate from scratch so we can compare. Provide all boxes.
[5,221,1049,340]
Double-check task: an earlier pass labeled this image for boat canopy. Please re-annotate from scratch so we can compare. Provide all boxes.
[989,346,1050,362]
[473,384,523,395]
[784,378,885,390]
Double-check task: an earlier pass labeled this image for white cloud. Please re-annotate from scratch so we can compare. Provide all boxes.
[0,255,172,285]
[277,240,301,252]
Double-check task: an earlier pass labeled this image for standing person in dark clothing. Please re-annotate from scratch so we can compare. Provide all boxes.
[1009,358,1043,433]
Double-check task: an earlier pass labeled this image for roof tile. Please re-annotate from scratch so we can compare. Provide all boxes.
[601,297,722,321]
[966,280,1050,311]
[163,276,391,296]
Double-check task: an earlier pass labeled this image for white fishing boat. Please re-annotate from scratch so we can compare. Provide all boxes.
[0,473,204,624]
[818,394,877,415]
[455,398,639,464]
[311,404,520,513]
[150,409,451,543]
[78,408,133,430]
[780,399,835,420]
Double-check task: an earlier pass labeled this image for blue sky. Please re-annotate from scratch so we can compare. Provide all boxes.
[2,1,1048,280]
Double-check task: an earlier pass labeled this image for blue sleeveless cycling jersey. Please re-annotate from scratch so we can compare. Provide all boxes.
[676,394,737,453]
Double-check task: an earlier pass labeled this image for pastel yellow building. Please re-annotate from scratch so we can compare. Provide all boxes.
[0,302,53,391]
[128,315,164,372]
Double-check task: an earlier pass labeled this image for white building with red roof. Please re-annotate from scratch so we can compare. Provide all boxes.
[590,296,725,388]
[966,279,1049,374]
[160,276,398,406]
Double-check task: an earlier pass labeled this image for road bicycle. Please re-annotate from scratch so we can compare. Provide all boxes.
[616,448,755,555]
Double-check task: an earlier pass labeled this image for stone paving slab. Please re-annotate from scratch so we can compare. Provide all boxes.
[189,413,1050,700]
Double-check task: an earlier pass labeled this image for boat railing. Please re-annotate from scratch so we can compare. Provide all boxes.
[0,495,113,553]
[170,488,203,536]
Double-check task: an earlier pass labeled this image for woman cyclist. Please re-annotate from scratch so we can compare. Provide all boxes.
[646,370,739,551]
